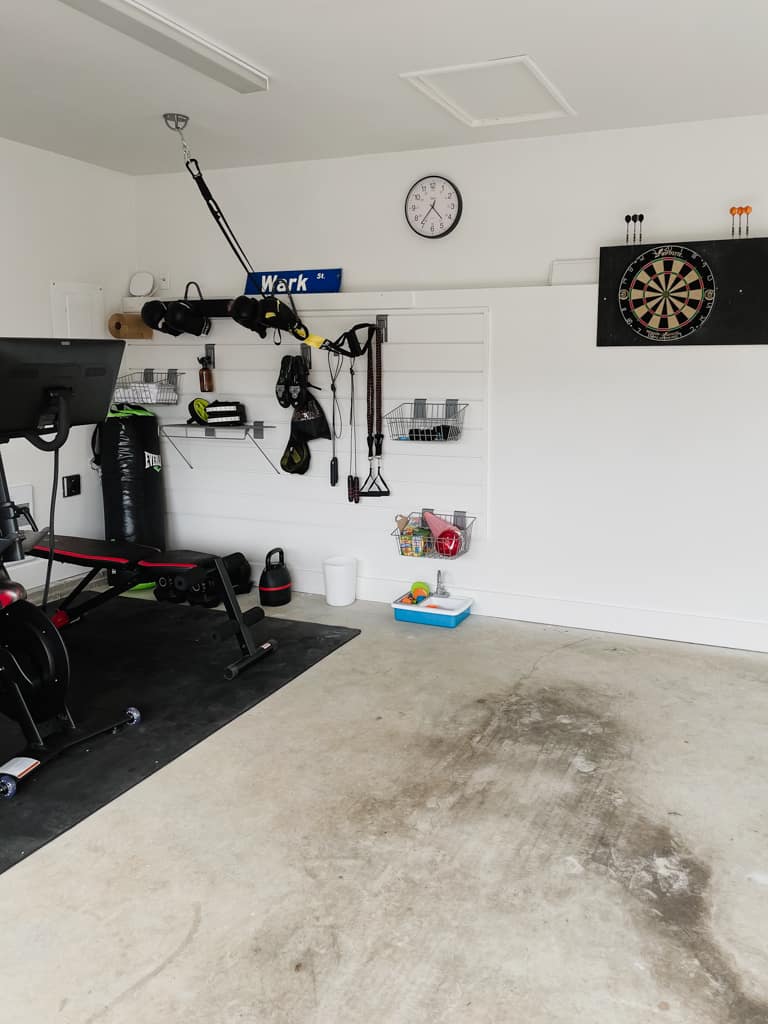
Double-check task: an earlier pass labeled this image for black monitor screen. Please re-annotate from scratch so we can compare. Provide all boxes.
[0,338,124,439]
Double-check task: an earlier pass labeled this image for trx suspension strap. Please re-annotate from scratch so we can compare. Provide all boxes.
[163,114,255,279]
[186,157,255,278]
[163,116,380,358]
[359,325,389,498]
[163,114,316,343]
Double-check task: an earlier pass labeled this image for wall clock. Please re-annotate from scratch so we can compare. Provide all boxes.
[405,175,462,238]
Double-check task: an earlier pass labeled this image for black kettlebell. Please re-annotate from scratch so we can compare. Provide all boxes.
[259,548,291,606]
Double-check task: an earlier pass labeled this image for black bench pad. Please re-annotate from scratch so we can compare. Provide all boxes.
[32,536,162,568]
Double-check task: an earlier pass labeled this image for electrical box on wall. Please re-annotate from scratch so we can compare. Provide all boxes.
[62,475,81,498]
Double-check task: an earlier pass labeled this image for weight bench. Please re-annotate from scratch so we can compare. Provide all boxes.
[29,536,273,680]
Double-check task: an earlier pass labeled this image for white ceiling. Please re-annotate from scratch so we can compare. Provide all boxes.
[2,0,768,175]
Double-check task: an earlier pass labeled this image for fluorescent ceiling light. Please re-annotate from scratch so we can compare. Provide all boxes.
[402,55,574,128]
[58,0,269,93]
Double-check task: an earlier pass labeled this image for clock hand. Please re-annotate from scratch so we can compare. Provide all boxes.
[421,200,438,225]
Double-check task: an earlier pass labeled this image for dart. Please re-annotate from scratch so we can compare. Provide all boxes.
[638,213,644,243]
[745,204,752,237]
[632,213,638,243]
[625,214,631,244]
[737,206,744,237]
[730,206,737,237]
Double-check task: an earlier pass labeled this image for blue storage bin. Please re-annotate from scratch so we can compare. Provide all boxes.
[391,594,473,628]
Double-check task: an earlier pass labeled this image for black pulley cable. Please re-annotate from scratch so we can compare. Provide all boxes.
[41,447,60,612]
[185,157,255,278]
[328,349,343,487]
[163,113,257,281]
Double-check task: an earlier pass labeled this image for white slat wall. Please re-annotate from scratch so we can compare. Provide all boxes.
[122,294,488,599]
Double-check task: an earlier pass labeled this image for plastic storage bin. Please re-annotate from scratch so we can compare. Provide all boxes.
[323,556,357,606]
[391,594,473,628]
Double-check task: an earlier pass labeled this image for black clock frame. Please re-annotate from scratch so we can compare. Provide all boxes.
[404,175,463,239]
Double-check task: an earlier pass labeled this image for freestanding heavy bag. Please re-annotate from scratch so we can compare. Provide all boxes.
[93,405,166,549]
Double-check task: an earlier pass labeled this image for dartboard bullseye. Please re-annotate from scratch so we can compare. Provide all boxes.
[618,245,716,341]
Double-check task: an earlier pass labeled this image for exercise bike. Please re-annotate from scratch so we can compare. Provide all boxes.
[0,337,139,799]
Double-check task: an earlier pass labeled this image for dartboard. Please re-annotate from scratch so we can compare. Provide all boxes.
[618,245,716,341]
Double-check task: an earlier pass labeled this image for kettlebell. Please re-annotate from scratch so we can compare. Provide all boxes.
[259,548,291,606]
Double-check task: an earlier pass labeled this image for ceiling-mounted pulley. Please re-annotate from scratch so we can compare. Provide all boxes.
[163,112,189,132]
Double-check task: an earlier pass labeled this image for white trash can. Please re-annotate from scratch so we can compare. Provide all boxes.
[323,556,357,606]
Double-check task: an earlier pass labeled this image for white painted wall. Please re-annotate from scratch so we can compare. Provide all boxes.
[134,113,768,294]
[121,294,488,606]
[0,137,136,587]
[126,113,768,649]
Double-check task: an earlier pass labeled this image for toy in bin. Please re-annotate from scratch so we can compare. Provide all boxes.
[398,580,431,605]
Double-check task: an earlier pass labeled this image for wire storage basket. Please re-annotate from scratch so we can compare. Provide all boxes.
[113,369,184,406]
[385,399,467,442]
[392,509,476,560]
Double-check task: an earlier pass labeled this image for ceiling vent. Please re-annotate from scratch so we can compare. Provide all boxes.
[401,55,574,128]
[57,0,269,93]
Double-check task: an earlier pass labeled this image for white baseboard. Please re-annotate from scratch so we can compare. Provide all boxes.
[288,567,768,653]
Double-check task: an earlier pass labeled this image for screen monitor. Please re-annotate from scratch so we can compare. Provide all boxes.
[0,338,124,440]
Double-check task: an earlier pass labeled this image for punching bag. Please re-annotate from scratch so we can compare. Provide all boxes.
[94,405,166,549]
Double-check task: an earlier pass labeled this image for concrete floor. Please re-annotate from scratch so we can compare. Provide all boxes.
[1,594,767,1023]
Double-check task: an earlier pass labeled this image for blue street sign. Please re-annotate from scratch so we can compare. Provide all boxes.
[245,268,342,295]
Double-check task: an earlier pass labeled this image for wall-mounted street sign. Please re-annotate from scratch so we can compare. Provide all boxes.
[245,268,342,295]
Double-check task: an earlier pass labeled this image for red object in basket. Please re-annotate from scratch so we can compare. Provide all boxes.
[423,510,456,538]
[436,528,462,557]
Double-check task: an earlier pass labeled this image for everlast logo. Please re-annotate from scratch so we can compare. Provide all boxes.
[145,451,162,471]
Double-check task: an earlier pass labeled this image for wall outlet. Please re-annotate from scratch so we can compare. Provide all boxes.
[62,474,81,498]
[157,272,170,291]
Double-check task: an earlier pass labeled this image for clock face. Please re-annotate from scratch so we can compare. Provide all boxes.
[405,175,462,238]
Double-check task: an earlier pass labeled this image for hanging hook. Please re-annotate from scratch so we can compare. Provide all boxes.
[163,112,192,162]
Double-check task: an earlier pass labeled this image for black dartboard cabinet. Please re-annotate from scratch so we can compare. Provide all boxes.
[597,237,768,347]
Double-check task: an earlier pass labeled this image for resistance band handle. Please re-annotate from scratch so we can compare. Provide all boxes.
[330,456,338,487]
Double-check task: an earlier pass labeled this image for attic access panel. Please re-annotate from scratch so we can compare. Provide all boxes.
[401,55,575,128]
[597,237,768,346]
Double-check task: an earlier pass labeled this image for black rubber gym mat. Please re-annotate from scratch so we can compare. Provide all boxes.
[0,597,359,873]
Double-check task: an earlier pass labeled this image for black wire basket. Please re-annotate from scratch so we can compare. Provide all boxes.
[113,369,183,406]
[384,400,467,442]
